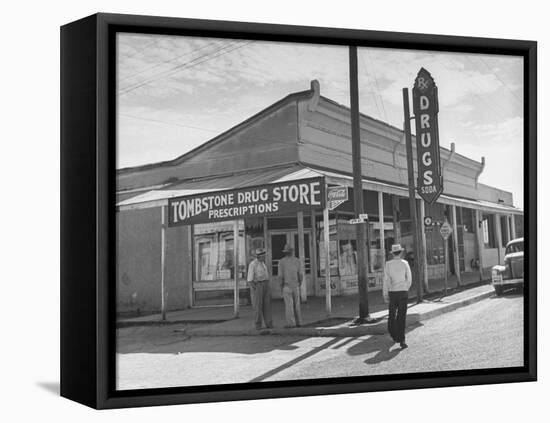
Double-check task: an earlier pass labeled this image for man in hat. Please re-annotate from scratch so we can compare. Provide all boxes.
[383,243,412,349]
[278,243,303,328]
[247,248,273,330]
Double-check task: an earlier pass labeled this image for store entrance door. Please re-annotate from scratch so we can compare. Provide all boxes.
[270,231,311,277]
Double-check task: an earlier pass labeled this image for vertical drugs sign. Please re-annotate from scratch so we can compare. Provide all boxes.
[413,67,443,204]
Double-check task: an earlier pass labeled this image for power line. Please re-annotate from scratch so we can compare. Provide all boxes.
[440,56,513,121]
[120,112,356,163]
[363,49,390,124]
[119,38,159,61]
[119,42,237,95]
[119,41,253,96]
[472,56,522,104]
[119,40,224,84]
[120,113,220,132]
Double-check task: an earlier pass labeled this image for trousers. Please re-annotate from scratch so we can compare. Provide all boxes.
[249,280,272,329]
[282,285,302,327]
[388,291,408,343]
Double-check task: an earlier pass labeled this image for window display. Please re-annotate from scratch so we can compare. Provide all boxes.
[319,219,339,276]
[194,220,246,281]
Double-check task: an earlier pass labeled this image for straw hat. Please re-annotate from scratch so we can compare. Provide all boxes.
[254,247,266,256]
[282,243,293,253]
[391,244,404,254]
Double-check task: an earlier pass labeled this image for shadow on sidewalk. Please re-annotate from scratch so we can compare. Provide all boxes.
[117,330,306,355]
[346,322,423,365]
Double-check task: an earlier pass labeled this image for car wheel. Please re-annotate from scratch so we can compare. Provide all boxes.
[494,286,504,296]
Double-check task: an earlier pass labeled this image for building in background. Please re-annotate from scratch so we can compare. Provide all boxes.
[116,81,523,314]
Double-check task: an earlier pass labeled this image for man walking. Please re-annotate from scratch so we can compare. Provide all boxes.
[383,244,412,349]
[247,248,273,330]
[278,244,303,328]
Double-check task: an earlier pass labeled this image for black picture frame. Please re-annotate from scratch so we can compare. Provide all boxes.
[60,12,537,409]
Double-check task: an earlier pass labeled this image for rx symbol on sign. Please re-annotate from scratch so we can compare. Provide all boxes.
[417,77,429,90]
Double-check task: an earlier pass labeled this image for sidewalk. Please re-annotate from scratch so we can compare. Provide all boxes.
[118,271,489,334]
[183,283,494,337]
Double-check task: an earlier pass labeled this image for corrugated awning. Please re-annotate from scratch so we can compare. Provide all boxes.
[116,165,324,211]
[317,168,523,215]
[117,164,522,216]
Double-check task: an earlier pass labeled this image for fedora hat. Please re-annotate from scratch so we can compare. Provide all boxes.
[391,244,404,254]
[282,243,293,253]
[254,247,266,256]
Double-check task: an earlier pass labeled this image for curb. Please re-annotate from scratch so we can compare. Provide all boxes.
[182,288,495,337]
[117,319,228,329]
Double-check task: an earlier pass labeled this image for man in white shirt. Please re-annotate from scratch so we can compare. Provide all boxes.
[247,248,273,330]
[383,244,412,349]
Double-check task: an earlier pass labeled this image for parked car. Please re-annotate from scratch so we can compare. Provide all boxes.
[491,237,524,295]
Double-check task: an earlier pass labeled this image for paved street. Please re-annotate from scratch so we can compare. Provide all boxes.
[116,292,523,390]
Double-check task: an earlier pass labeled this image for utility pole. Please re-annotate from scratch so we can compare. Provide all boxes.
[402,88,423,303]
[349,46,371,321]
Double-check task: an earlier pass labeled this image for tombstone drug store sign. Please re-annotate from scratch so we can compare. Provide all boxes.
[168,177,326,226]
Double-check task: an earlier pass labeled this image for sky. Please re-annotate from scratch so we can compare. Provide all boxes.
[117,33,524,208]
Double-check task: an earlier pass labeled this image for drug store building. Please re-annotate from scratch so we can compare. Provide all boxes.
[116,80,523,315]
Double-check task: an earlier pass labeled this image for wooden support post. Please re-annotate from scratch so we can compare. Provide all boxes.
[451,205,462,286]
[310,210,319,297]
[297,211,307,302]
[392,194,401,243]
[377,191,386,271]
[160,205,167,321]
[264,216,271,276]
[495,213,503,264]
[510,214,517,239]
[475,209,485,280]
[233,220,240,318]
[323,205,331,316]
[419,199,429,293]
[504,215,511,246]
[188,225,195,307]
[350,46,370,318]
[443,237,449,296]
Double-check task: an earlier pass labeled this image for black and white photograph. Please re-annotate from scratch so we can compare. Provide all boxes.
[4,0,548,419]
[115,32,526,390]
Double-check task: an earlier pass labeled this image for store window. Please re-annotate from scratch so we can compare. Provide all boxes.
[337,220,358,276]
[319,217,339,276]
[365,220,393,272]
[482,214,496,248]
[424,202,446,265]
[194,220,246,281]
[459,207,475,234]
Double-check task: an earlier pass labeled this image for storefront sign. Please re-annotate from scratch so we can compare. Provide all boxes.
[168,177,325,226]
[440,221,453,239]
[413,67,443,204]
[327,186,348,210]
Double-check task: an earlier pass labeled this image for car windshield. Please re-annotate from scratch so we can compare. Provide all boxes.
[506,241,524,254]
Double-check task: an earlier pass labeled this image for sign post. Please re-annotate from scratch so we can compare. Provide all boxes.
[349,46,370,322]
[412,68,443,204]
[440,220,453,296]
[403,88,423,303]
[403,68,444,303]
[323,204,331,316]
